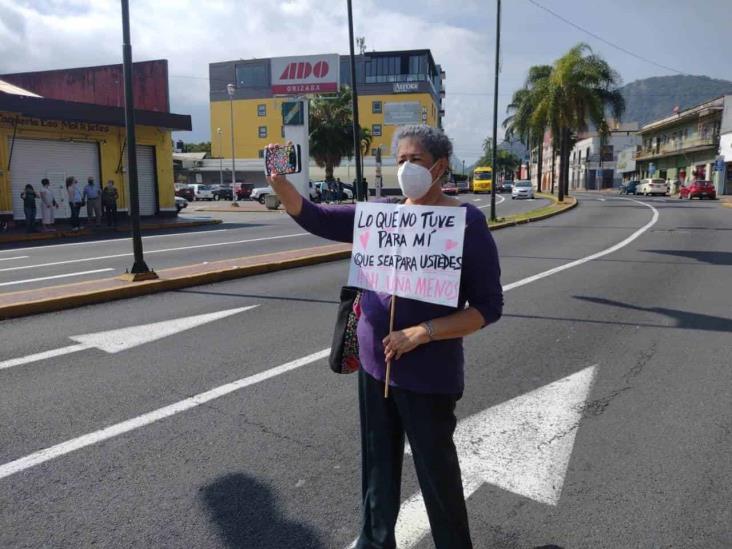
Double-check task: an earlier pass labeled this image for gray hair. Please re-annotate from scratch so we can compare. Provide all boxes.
[391,125,453,160]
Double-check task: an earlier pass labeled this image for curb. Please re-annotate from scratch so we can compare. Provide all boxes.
[0,219,222,245]
[488,195,578,230]
[0,196,578,320]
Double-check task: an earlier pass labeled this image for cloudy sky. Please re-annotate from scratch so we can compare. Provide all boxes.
[1,0,730,163]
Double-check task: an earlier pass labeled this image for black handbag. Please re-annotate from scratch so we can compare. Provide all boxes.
[329,286,362,374]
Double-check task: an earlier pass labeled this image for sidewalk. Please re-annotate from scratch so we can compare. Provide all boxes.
[0,243,351,320]
[0,216,222,245]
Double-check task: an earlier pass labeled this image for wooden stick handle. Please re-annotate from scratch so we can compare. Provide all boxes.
[384,295,397,398]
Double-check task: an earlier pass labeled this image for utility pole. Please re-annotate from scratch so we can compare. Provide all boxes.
[489,0,501,222]
[120,0,155,280]
[227,83,238,205]
[347,0,364,201]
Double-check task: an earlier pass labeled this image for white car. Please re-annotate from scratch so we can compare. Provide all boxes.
[637,178,668,196]
[511,180,534,199]
[175,196,188,212]
[251,185,275,204]
[189,184,214,201]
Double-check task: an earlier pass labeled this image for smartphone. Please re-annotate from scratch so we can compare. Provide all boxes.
[264,144,301,176]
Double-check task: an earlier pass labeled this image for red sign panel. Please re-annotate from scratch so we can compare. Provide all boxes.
[270,54,339,96]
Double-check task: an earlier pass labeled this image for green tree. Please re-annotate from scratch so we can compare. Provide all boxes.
[531,43,624,201]
[476,139,521,178]
[182,142,211,153]
[504,65,553,193]
[309,86,371,182]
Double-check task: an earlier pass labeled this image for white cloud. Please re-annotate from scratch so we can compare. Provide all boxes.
[0,0,502,163]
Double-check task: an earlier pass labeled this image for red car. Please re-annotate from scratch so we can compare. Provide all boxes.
[679,180,716,200]
[175,184,194,202]
[442,180,458,195]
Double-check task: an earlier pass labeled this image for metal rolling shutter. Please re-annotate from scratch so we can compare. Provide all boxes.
[124,145,157,216]
[8,138,99,220]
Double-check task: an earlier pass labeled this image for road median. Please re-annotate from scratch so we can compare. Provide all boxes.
[489,193,577,229]
[0,194,578,320]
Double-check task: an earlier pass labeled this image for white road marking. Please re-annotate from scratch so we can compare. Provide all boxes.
[503,198,659,292]
[477,195,506,208]
[0,233,309,273]
[387,366,597,548]
[0,197,660,489]
[0,229,229,254]
[0,306,258,372]
[0,268,115,288]
[0,256,29,262]
[472,198,481,202]
[0,344,90,372]
[0,348,330,481]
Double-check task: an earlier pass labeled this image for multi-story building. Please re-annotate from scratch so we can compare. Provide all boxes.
[209,49,445,161]
[568,123,640,190]
[636,95,731,194]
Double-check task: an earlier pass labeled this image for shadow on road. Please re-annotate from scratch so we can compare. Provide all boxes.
[642,249,732,266]
[201,473,324,549]
[176,289,339,305]
[574,296,732,333]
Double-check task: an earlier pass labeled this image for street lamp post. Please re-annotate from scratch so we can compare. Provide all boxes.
[217,127,223,187]
[489,0,501,222]
[119,0,155,280]
[347,0,364,201]
[226,83,238,205]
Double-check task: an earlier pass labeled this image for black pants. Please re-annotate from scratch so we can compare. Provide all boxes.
[104,203,117,227]
[24,206,36,232]
[70,203,81,228]
[357,370,472,549]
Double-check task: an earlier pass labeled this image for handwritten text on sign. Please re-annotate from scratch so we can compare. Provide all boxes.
[347,202,466,307]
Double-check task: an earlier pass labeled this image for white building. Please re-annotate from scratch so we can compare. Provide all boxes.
[568,123,640,190]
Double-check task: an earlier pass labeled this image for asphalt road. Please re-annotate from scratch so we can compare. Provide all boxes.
[0,192,549,293]
[1,193,730,548]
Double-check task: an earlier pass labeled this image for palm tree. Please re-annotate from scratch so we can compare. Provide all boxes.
[309,86,371,182]
[531,44,624,201]
[504,65,553,194]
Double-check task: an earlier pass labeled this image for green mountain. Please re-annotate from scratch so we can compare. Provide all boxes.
[620,75,732,125]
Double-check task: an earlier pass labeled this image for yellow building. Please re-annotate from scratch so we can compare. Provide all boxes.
[209,49,445,159]
[0,80,191,224]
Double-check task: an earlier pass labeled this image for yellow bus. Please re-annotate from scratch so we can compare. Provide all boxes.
[471,166,493,193]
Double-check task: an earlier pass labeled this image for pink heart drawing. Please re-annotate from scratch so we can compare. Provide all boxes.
[445,239,458,251]
[359,231,370,248]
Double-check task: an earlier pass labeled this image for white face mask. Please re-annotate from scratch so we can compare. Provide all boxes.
[397,161,440,200]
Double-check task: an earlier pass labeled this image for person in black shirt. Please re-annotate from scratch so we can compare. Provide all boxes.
[20,184,38,233]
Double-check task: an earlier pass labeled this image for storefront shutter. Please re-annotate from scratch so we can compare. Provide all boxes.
[8,138,100,220]
[123,145,157,216]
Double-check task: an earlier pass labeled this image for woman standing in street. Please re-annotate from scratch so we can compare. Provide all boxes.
[39,178,58,232]
[20,184,39,233]
[266,125,503,549]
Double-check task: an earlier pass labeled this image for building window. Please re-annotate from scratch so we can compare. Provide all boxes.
[257,104,266,117]
[372,124,382,137]
[235,63,268,88]
[372,100,382,114]
[258,126,267,138]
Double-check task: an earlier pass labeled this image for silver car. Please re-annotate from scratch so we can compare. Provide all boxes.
[511,180,534,199]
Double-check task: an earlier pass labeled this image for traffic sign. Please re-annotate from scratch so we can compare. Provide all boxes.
[282,101,304,126]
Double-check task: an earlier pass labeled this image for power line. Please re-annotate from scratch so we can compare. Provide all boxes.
[525,0,686,75]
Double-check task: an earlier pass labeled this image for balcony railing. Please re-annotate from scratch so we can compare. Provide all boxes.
[636,135,718,160]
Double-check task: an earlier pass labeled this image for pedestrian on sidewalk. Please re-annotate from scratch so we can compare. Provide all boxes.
[83,177,102,226]
[102,180,119,228]
[66,176,82,231]
[20,184,39,233]
[265,124,504,549]
[39,178,58,232]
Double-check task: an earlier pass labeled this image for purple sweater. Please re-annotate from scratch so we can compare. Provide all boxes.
[293,199,503,394]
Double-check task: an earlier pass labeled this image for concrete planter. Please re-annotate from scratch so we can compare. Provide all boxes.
[264,194,281,210]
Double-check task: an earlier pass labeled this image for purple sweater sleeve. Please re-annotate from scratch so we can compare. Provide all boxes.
[290,199,356,243]
[461,206,503,326]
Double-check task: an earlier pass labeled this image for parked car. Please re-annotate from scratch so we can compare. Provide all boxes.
[250,185,274,204]
[235,182,254,200]
[175,196,188,212]
[637,178,667,196]
[212,185,234,201]
[619,180,640,195]
[313,181,353,202]
[679,180,716,200]
[441,180,458,195]
[511,180,534,199]
[175,184,194,202]
[189,184,215,201]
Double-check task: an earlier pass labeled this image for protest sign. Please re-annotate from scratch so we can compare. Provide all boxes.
[347,202,467,308]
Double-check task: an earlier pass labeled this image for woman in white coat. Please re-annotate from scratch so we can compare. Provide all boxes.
[39,178,58,232]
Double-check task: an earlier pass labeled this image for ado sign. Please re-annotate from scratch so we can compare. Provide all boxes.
[271,54,340,95]
[347,202,466,308]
